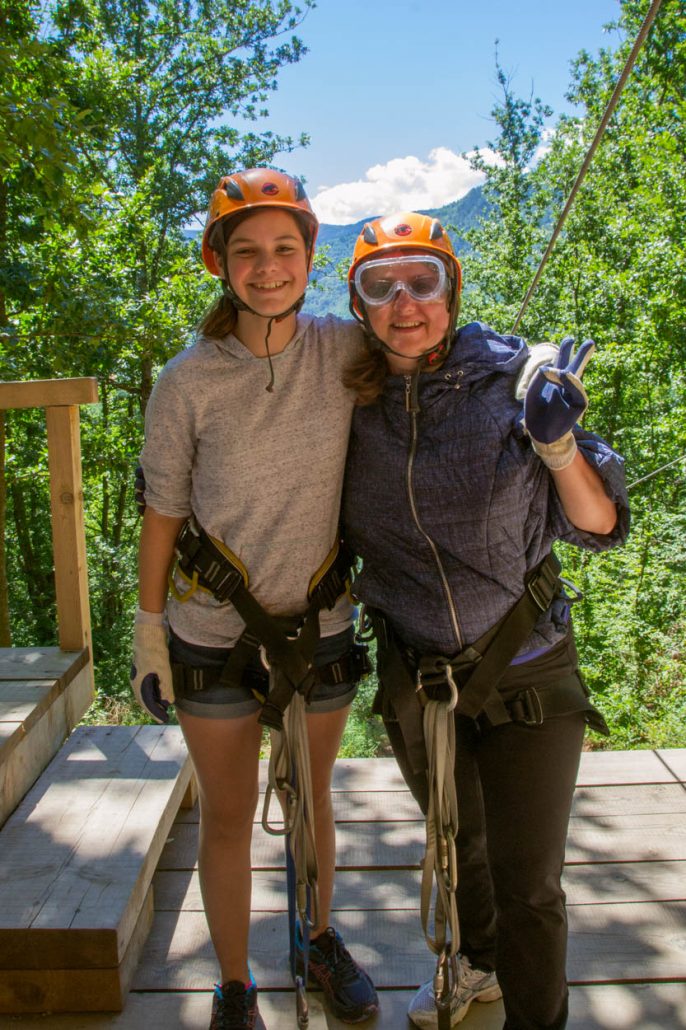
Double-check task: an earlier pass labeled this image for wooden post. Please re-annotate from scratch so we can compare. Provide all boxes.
[0,377,98,673]
[45,405,92,655]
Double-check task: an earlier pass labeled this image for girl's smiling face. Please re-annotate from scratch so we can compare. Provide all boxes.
[225,208,309,316]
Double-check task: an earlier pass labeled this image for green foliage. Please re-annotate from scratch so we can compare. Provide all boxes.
[460,2,686,750]
[1,0,315,704]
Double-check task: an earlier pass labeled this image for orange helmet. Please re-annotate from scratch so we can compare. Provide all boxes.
[348,211,462,322]
[201,168,319,277]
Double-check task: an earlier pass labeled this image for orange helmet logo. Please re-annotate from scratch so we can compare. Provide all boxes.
[261,182,279,195]
[394,223,412,236]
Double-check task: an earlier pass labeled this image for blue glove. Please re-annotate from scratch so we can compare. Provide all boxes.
[130,609,173,724]
[524,337,595,469]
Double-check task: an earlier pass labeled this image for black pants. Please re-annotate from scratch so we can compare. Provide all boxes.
[383,635,587,1030]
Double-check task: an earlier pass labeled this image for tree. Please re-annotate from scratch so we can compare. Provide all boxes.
[2,0,315,707]
[461,1,686,747]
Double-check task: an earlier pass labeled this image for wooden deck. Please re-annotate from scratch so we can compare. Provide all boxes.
[6,750,686,1029]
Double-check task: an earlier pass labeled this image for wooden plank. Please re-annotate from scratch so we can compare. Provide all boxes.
[571,783,686,816]
[158,820,425,871]
[132,901,686,991]
[0,647,88,683]
[0,665,92,827]
[259,752,686,791]
[658,748,686,782]
[173,783,686,826]
[568,983,686,1030]
[577,749,679,785]
[0,377,98,410]
[0,888,154,1014]
[153,858,686,915]
[3,984,685,1030]
[160,804,686,871]
[0,726,192,970]
[45,406,93,657]
[565,811,686,863]
[0,681,60,723]
[567,900,686,983]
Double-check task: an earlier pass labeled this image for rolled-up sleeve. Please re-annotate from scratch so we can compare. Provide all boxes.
[547,428,629,552]
[139,366,195,518]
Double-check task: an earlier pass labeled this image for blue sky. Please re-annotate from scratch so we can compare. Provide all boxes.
[251,0,625,223]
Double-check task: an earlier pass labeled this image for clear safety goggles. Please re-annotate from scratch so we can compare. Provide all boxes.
[354,254,449,306]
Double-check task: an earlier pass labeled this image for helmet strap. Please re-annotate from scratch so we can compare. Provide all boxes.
[218,248,306,325]
[353,295,453,368]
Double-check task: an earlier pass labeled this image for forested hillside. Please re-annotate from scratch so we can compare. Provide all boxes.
[1,0,684,748]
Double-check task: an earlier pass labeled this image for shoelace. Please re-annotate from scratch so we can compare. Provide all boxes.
[314,931,359,984]
[213,983,251,1029]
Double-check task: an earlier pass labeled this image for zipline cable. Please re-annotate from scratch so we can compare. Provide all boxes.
[628,451,686,491]
[511,0,665,334]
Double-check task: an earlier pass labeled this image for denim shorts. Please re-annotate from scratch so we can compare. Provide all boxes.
[169,625,357,720]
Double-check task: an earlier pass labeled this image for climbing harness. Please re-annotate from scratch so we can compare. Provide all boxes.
[170,515,366,1028]
[170,515,356,726]
[367,550,607,1027]
[511,0,665,333]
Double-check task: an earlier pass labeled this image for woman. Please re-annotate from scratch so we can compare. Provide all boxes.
[130,169,378,1030]
[342,212,628,1030]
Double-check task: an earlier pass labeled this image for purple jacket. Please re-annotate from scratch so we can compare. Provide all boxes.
[343,322,629,657]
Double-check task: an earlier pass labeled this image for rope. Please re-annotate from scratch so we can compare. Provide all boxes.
[261,680,318,1029]
[511,0,666,334]
[420,670,461,1029]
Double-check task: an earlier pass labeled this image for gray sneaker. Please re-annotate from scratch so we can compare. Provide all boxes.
[407,956,502,1028]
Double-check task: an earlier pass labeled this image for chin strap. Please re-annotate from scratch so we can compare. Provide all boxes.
[218,253,305,391]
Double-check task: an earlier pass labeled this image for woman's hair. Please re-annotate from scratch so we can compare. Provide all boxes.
[197,208,313,339]
[342,343,389,405]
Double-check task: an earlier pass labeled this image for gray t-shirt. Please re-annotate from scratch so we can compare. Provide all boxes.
[141,313,365,648]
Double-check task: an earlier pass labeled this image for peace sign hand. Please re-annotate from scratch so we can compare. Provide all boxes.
[524,337,596,469]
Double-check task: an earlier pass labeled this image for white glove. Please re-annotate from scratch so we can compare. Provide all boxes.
[515,342,560,401]
[130,608,174,723]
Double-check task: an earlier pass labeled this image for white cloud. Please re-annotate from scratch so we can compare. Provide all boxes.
[311,146,495,225]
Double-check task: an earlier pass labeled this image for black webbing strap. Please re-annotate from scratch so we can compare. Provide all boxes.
[453,551,561,723]
[370,551,563,772]
[173,518,352,728]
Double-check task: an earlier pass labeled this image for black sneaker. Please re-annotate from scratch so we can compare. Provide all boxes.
[298,926,379,1023]
[210,977,266,1030]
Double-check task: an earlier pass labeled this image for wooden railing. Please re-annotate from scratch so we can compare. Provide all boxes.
[0,376,98,664]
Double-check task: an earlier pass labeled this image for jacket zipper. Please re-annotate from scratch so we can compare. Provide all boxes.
[404,375,464,651]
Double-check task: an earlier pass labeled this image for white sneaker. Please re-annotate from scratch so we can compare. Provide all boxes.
[407,956,502,1028]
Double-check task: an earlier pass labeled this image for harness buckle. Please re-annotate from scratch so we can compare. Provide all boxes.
[526,553,562,612]
[416,658,459,710]
[509,687,544,726]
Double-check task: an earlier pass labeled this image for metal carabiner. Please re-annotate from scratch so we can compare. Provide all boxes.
[444,664,459,712]
[295,974,309,1028]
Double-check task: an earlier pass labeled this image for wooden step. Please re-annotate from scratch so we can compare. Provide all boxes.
[0,724,194,1014]
[0,647,92,828]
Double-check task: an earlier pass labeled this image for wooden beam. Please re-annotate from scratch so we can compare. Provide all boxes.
[45,406,93,658]
[0,378,98,410]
